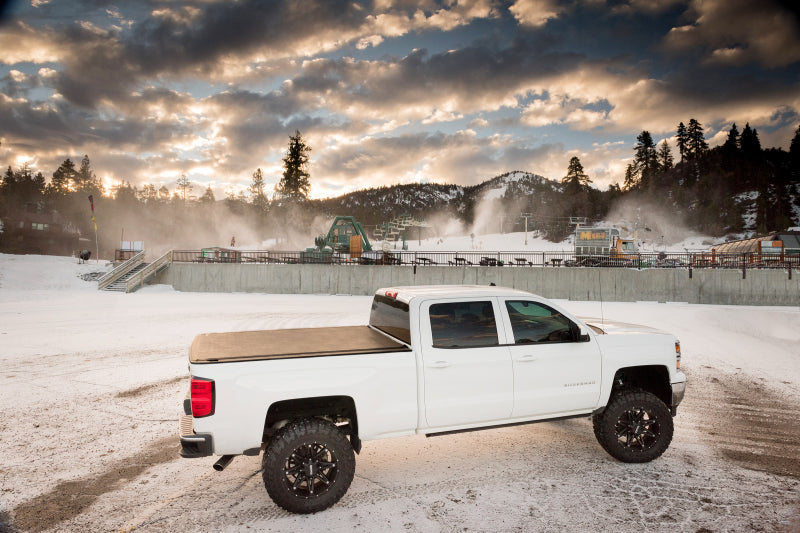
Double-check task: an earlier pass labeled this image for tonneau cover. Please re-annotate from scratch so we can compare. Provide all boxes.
[189,325,410,364]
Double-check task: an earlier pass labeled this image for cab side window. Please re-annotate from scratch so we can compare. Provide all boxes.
[505,300,575,344]
[429,301,498,348]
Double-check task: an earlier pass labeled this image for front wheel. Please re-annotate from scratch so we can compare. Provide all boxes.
[262,418,355,514]
[593,390,673,463]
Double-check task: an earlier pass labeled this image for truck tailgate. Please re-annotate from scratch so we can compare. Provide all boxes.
[190,325,409,363]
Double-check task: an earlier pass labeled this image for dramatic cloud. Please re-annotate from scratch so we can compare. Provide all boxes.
[508,0,563,27]
[0,0,798,198]
[663,0,800,68]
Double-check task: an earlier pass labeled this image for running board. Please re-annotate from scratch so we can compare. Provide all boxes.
[425,413,590,438]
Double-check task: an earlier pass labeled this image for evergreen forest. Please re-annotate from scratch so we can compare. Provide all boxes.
[1,121,799,257]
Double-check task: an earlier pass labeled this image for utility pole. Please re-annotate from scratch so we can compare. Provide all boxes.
[520,213,533,245]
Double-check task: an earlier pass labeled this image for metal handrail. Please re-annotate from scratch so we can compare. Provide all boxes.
[126,250,173,292]
[98,251,145,290]
[167,249,800,269]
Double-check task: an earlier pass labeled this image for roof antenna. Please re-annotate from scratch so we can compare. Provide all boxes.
[489,282,496,286]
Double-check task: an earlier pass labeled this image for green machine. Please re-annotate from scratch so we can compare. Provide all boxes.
[303,216,373,261]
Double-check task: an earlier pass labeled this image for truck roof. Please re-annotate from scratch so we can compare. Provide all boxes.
[375,285,537,304]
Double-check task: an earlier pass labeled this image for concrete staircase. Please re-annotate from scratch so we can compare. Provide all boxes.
[102,263,148,292]
[98,250,172,293]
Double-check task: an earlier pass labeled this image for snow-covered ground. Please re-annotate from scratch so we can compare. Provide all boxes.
[1,253,799,532]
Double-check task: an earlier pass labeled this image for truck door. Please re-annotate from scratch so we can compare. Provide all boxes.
[500,299,601,418]
[420,298,513,428]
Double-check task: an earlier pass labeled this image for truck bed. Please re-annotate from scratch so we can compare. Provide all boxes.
[189,325,410,363]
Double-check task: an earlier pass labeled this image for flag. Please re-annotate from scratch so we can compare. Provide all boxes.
[88,195,97,231]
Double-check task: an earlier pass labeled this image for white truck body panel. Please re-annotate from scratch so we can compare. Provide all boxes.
[193,351,419,454]
[185,286,686,456]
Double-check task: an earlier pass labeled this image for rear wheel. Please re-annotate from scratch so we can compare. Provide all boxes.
[262,418,355,514]
[593,390,673,463]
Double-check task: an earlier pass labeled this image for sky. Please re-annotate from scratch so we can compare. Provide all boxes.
[1,0,799,200]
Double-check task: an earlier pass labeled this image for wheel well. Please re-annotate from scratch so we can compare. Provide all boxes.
[264,396,360,453]
[611,365,671,407]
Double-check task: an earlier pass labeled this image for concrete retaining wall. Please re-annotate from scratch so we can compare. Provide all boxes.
[153,264,800,306]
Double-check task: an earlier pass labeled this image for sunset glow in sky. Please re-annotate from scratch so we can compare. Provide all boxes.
[1,0,799,198]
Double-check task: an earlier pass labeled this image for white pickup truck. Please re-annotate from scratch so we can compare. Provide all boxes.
[180,285,686,514]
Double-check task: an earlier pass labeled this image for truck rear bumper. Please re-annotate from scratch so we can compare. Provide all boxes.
[179,396,213,458]
[180,414,213,457]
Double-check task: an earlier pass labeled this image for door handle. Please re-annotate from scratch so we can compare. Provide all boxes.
[517,354,538,363]
[428,360,451,368]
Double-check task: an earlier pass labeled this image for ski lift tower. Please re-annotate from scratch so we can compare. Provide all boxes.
[374,214,430,250]
[570,216,589,229]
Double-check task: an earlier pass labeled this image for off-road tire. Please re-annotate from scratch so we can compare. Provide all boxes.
[593,390,673,463]
[262,418,355,514]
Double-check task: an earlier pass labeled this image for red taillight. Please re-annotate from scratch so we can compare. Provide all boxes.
[191,377,215,417]
[385,290,398,298]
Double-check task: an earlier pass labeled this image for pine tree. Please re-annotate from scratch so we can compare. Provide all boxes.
[562,156,591,193]
[76,155,102,193]
[33,171,46,194]
[249,168,268,211]
[740,123,762,159]
[275,130,311,202]
[1,164,45,209]
[790,124,800,174]
[676,122,689,162]
[686,119,708,158]
[176,174,193,202]
[657,139,673,171]
[723,123,739,155]
[623,163,638,191]
[158,185,170,201]
[199,185,216,204]
[633,130,657,188]
[48,158,76,196]
[138,184,158,203]
[2,165,15,190]
[113,180,138,205]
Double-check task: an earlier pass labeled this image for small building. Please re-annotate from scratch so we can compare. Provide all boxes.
[115,241,145,262]
[0,206,79,256]
[713,230,800,256]
[711,230,800,266]
[199,247,241,263]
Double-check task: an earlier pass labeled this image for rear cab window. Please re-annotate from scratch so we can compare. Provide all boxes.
[370,294,411,344]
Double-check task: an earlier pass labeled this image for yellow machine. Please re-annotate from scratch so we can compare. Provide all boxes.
[574,226,640,266]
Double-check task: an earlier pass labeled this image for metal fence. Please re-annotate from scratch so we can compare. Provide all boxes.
[170,250,800,270]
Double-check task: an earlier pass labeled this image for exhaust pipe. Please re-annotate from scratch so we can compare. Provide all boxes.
[213,455,235,471]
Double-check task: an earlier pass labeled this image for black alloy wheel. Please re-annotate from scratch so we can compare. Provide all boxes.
[262,418,355,514]
[593,389,673,463]
[614,405,660,451]
[283,441,339,498]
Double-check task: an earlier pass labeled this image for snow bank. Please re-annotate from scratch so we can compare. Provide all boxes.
[0,254,111,293]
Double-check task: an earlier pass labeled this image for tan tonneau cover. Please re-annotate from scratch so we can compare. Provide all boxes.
[189,325,409,364]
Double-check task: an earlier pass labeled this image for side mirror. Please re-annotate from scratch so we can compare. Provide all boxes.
[570,323,590,342]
